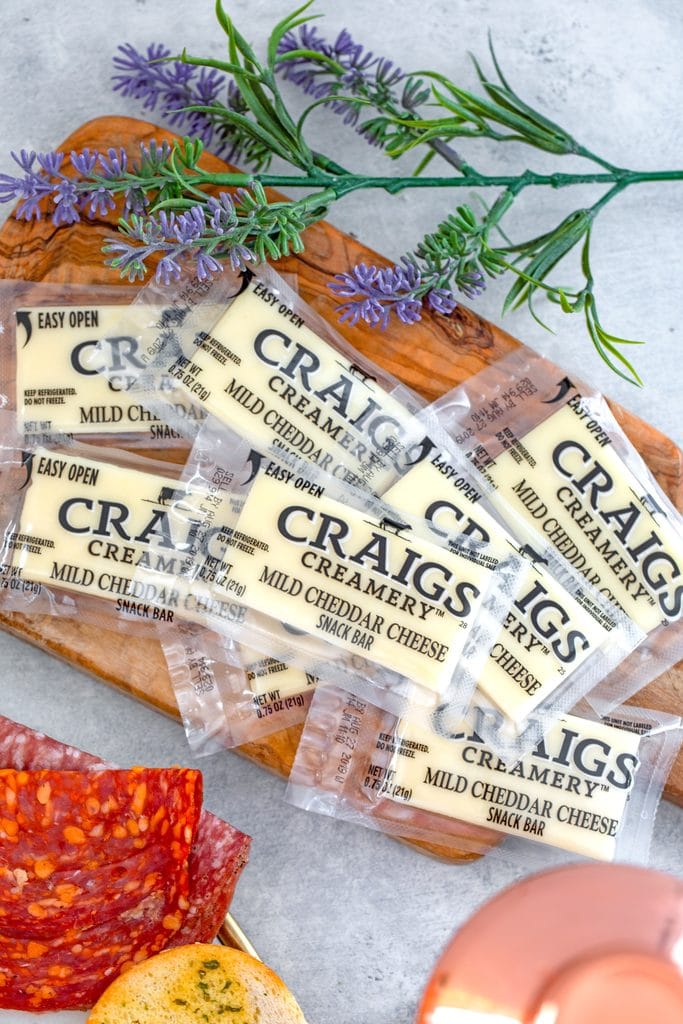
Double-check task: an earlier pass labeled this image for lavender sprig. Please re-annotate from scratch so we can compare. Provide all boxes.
[104,192,257,284]
[112,43,272,168]
[0,143,185,225]
[276,16,582,164]
[329,205,505,329]
[0,136,336,286]
[276,24,431,155]
[0,147,129,223]
[329,260,455,329]
[2,2,679,385]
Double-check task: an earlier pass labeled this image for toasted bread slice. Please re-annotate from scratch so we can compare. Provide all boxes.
[86,943,307,1024]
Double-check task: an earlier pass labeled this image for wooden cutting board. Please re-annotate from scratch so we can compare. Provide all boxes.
[0,117,681,861]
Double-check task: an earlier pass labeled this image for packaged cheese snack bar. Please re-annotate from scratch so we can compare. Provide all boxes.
[97,264,430,493]
[378,439,641,758]
[101,265,641,755]
[0,414,516,722]
[0,279,213,446]
[165,435,640,759]
[288,685,682,864]
[428,346,683,717]
[143,422,522,720]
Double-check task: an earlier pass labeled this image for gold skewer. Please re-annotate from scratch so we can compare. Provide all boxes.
[218,912,261,961]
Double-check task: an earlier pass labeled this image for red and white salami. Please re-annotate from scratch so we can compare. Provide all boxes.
[0,766,202,935]
[172,809,251,947]
[0,715,106,771]
[0,716,251,1011]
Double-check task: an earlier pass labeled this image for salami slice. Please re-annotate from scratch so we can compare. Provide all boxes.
[172,809,251,947]
[0,716,106,771]
[0,766,201,1010]
[0,716,251,1010]
[0,766,202,937]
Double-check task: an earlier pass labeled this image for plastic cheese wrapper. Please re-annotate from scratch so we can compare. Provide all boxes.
[92,264,431,493]
[104,264,642,756]
[161,619,318,751]
[426,346,683,715]
[136,419,523,720]
[0,279,216,447]
[288,685,682,865]
[158,423,639,758]
[0,412,517,720]
[0,415,233,635]
[378,436,642,760]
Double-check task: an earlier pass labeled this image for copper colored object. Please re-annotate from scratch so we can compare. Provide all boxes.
[417,863,683,1023]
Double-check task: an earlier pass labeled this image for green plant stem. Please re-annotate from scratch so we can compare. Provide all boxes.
[325,167,683,193]
[573,144,622,173]
[589,180,629,213]
[110,166,683,200]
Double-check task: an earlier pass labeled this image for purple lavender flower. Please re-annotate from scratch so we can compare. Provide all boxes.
[227,243,255,272]
[375,265,407,295]
[123,187,149,218]
[138,140,172,169]
[338,296,389,329]
[103,197,258,287]
[0,151,51,210]
[330,261,424,330]
[99,148,128,178]
[52,179,80,225]
[12,150,38,174]
[458,269,487,299]
[113,43,200,116]
[276,25,409,149]
[0,149,75,221]
[399,256,421,290]
[37,152,65,176]
[0,170,37,209]
[195,251,222,281]
[155,210,177,240]
[278,22,328,58]
[83,187,117,217]
[112,43,251,160]
[375,59,403,89]
[394,298,423,324]
[329,258,462,330]
[174,205,206,244]
[71,148,99,175]
[207,192,237,233]
[276,23,330,95]
[328,262,377,296]
[14,192,45,221]
[427,288,458,314]
[113,42,174,107]
[156,254,183,286]
[0,175,19,205]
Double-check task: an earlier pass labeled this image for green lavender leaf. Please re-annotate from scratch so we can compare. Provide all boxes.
[503,209,593,313]
[585,297,644,386]
[176,136,204,168]
[470,45,577,154]
[175,47,261,80]
[180,104,295,164]
[267,0,321,68]
[215,0,313,169]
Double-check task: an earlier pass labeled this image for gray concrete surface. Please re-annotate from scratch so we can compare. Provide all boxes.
[0,2,681,1022]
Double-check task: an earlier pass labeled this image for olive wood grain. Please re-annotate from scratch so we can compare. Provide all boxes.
[0,118,680,853]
